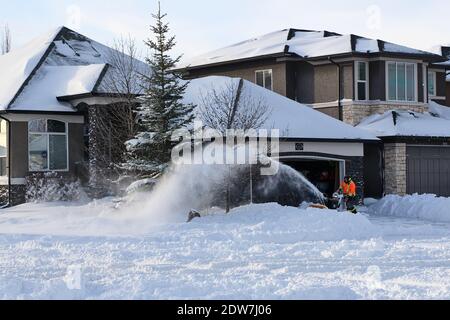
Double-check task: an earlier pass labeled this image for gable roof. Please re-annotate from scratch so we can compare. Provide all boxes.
[184,76,379,141]
[356,102,450,138]
[0,26,148,112]
[0,27,62,110]
[179,28,445,70]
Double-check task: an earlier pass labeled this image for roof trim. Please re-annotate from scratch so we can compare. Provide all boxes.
[0,109,84,116]
[91,64,110,93]
[174,52,292,72]
[57,91,141,102]
[279,137,380,143]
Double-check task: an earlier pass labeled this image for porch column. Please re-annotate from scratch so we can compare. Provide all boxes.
[383,143,407,195]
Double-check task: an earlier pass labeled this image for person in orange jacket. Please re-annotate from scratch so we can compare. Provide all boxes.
[339,176,358,214]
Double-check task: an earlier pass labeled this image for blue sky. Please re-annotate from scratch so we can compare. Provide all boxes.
[1,0,449,61]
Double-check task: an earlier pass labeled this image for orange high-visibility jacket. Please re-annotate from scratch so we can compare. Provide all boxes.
[340,181,356,196]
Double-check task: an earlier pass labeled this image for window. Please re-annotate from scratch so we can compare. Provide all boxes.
[387,62,416,102]
[28,119,68,171]
[355,61,369,101]
[428,71,436,97]
[255,70,273,90]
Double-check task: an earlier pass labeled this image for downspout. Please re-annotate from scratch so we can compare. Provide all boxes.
[328,57,343,121]
[0,114,11,207]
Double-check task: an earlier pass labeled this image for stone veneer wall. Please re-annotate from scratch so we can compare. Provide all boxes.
[343,104,428,126]
[345,157,364,200]
[383,143,406,195]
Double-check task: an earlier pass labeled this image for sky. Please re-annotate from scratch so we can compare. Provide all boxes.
[1,0,449,62]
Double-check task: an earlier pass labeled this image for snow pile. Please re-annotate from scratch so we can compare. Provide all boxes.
[185,76,378,140]
[0,201,378,240]
[357,109,450,137]
[368,194,450,223]
[195,203,378,242]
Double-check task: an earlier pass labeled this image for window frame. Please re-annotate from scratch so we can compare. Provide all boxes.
[255,69,273,91]
[386,61,418,103]
[427,70,437,97]
[355,61,369,101]
[28,119,69,172]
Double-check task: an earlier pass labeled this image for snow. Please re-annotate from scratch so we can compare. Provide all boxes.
[0,199,450,299]
[185,76,379,141]
[367,194,450,223]
[0,27,62,110]
[180,28,438,68]
[356,108,450,137]
[10,64,106,112]
[288,34,352,58]
[125,178,157,194]
[428,101,450,120]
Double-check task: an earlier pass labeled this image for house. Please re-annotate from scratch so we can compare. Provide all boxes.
[176,28,450,197]
[184,76,379,200]
[357,103,450,197]
[435,46,450,106]
[0,26,146,205]
[0,27,381,206]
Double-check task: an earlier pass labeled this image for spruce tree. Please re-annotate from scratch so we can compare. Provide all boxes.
[125,3,195,176]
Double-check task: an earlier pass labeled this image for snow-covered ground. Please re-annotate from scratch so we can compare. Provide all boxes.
[0,198,449,300]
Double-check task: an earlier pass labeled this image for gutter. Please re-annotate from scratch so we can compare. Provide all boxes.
[328,57,343,121]
[0,114,11,208]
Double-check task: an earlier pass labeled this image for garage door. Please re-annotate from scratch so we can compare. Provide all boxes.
[407,146,450,196]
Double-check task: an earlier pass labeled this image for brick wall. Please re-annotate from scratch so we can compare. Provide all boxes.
[383,143,406,195]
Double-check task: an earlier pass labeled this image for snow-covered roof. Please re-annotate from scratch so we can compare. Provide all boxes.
[184,76,378,141]
[10,64,107,112]
[356,103,450,138]
[0,27,61,110]
[0,26,148,112]
[180,28,442,69]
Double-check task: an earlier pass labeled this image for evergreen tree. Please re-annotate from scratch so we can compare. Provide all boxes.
[125,2,195,176]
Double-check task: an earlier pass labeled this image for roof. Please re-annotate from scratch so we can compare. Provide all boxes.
[10,64,107,112]
[184,76,379,141]
[432,46,450,70]
[0,26,148,112]
[356,102,450,138]
[179,28,445,69]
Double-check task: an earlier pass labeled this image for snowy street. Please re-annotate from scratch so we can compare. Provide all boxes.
[0,199,449,300]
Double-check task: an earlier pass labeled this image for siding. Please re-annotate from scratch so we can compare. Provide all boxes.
[341,63,354,100]
[436,72,446,97]
[68,123,85,173]
[10,122,28,179]
[446,82,450,107]
[186,60,287,97]
[314,64,338,103]
[417,63,424,103]
[294,62,314,104]
[315,106,339,119]
[369,60,385,101]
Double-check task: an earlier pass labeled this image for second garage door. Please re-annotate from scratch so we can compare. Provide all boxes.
[407,146,450,196]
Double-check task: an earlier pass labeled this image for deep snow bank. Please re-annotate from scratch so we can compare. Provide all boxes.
[0,201,378,241]
[189,203,378,241]
[367,194,450,223]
